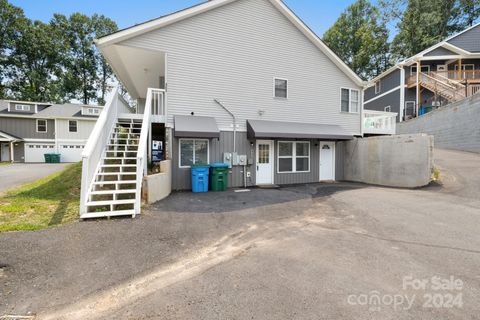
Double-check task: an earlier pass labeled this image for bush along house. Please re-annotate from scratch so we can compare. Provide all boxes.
[364,22,480,123]
[0,100,102,163]
[80,0,397,219]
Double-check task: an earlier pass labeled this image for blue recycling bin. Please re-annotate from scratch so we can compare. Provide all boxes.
[191,164,210,193]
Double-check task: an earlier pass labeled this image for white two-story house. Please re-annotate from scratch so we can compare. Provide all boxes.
[81,0,394,218]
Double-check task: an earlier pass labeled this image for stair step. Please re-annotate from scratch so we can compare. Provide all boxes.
[81,210,136,219]
[86,199,136,206]
[93,180,137,185]
[97,172,136,176]
[90,189,137,195]
[101,164,137,168]
[107,144,139,147]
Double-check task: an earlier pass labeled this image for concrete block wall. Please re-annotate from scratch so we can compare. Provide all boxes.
[341,134,434,188]
[397,93,480,153]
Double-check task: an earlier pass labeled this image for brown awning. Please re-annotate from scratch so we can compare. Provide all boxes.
[247,119,353,140]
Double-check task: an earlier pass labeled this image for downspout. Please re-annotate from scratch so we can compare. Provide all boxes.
[214,99,249,188]
[213,99,236,153]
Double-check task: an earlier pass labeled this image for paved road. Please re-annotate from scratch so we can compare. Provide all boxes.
[1,149,480,319]
[0,163,68,193]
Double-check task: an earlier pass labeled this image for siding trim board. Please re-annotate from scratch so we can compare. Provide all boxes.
[364,86,403,104]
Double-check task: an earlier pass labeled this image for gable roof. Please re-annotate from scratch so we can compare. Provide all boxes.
[0,100,102,120]
[0,130,22,141]
[367,21,480,85]
[96,0,364,86]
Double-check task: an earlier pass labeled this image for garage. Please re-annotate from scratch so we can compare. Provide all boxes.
[59,143,85,162]
[24,143,55,163]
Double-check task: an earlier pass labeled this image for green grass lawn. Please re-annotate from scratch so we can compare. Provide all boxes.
[0,163,82,232]
[0,162,11,166]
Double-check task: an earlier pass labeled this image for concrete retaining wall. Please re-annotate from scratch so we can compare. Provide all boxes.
[397,93,480,153]
[143,160,172,204]
[341,134,434,188]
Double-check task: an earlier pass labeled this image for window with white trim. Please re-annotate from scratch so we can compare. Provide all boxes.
[179,139,209,168]
[68,120,78,133]
[384,106,391,112]
[278,141,310,173]
[410,65,430,76]
[375,81,381,94]
[274,78,288,98]
[15,104,31,111]
[341,88,360,113]
[36,119,47,133]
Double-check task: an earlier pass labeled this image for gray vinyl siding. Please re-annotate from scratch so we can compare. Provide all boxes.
[0,117,55,139]
[364,69,401,101]
[364,89,401,121]
[56,119,96,140]
[171,131,344,190]
[172,131,255,190]
[121,0,361,135]
[273,139,319,185]
[424,46,458,56]
[448,24,480,53]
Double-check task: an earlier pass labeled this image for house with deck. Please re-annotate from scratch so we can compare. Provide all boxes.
[0,100,102,163]
[80,0,397,219]
[364,23,480,122]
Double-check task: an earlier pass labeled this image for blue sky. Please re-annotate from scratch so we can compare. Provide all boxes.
[10,0,375,37]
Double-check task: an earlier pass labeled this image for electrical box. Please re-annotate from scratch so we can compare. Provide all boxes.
[223,152,233,168]
[231,152,239,166]
[238,155,247,166]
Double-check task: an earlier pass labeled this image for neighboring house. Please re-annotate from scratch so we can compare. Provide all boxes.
[0,100,102,163]
[80,0,397,218]
[364,23,480,122]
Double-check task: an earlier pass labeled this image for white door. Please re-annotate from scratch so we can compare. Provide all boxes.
[256,140,274,185]
[25,143,55,162]
[1,143,10,162]
[59,144,85,162]
[320,142,335,181]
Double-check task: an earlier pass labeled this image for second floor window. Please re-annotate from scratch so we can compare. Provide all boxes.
[274,78,288,99]
[375,81,381,94]
[341,88,360,113]
[69,120,78,133]
[37,119,47,133]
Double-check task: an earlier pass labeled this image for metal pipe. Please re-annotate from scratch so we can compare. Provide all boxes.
[214,99,236,153]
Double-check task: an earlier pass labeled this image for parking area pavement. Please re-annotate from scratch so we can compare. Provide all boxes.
[1,149,480,319]
[0,163,69,193]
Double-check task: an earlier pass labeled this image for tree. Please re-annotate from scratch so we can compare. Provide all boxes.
[92,14,117,105]
[323,0,391,80]
[381,0,480,60]
[4,19,66,102]
[0,0,26,98]
[51,13,117,104]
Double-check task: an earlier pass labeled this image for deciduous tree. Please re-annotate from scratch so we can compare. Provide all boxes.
[323,0,391,80]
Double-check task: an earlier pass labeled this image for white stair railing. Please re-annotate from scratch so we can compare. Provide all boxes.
[135,88,155,215]
[363,110,398,135]
[80,87,122,217]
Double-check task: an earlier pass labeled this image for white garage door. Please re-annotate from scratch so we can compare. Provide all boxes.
[59,144,85,162]
[25,143,55,163]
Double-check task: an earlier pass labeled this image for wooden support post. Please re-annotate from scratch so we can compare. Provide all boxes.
[416,61,421,117]
[458,59,462,81]
[10,141,14,162]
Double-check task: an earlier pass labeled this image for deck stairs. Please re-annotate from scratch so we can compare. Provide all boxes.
[82,118,143,218]
[418,72,467,103]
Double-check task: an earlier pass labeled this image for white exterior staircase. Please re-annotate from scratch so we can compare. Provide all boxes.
[80,87,165,219]
[83,119,142,217]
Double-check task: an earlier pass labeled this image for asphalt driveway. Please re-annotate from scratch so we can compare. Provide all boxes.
[0,163,68,193]
[1,149,480,319]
